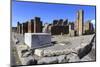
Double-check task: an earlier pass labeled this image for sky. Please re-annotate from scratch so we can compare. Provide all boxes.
[12,0,96,27]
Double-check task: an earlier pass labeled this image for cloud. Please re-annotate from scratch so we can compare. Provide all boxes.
[91,19,95,28]
[91,19,95,25]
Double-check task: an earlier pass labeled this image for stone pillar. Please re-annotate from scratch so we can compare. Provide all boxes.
[78,10,84,36]
[69,24,71,32]
[17,22,22,34]
[28,20,34,33]
[21,23,24,34]
[22,23,26,34]
[17,22,20,33]
[40,21,43,32]
[69,24,74,36]
[25,21,28,33]
[19,24,22,34]
[34,17,42,33]
[75,10,84,36]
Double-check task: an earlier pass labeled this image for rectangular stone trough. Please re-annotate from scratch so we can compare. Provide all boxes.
[24,33,52,49]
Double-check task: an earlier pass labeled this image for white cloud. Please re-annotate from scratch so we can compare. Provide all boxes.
[91,19,95,28]
[91,19,95,25]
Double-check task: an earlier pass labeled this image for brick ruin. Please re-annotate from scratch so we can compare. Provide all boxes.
[51,19,69,35]
[17,17,42,34]
[14,10,94,36]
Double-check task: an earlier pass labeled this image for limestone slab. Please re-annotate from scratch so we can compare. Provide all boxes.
[34,45,73,57]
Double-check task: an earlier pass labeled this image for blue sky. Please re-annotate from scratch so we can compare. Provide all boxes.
[12,0,96,27]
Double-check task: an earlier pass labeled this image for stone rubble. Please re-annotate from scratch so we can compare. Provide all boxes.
[57,55,68,63]
[38,56,58,64]
[12,33,96,65]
